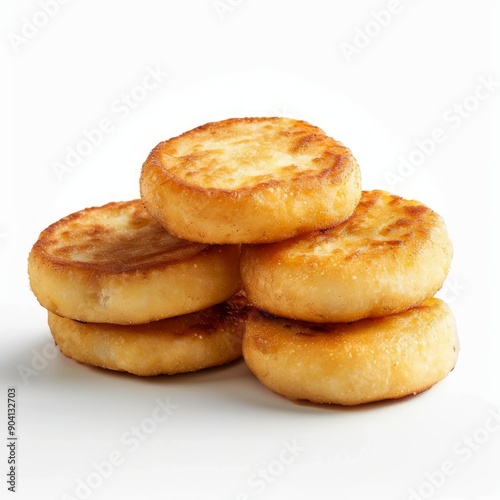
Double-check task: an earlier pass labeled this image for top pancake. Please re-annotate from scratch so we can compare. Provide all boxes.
[155,117,351,189]
[240,190,453,322]
[28,200,241,324]
[140,117,361,243]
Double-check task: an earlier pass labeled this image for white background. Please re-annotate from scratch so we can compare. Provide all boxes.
[1,1,499,499]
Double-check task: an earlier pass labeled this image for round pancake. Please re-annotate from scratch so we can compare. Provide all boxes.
[28,200,241,324]
[140,117,361,243]
[240,190,453,322]
[243,298,459,405]
[48,292,250,376]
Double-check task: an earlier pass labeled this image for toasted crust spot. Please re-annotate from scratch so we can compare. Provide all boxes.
[28,200,241,324]
[242,299,459,405]
[140,117,361,243]
[33,200,207,271]
[48,292,250,376]
[240,190,453,322]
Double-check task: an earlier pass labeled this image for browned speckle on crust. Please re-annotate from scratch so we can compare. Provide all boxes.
[240,190,453,323]
[32,200,208,273]
[140,117,362,243]
[48,291,250,376]
[242,299,459,405]
[28,200,241,324]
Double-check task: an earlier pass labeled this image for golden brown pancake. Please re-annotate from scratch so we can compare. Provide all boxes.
[48,292,249,376]
[28,200,241,324]
[243,298,459,405]
[240,190,453,322]
[140,117,361,243]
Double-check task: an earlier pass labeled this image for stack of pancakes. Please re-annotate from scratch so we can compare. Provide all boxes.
[28,117,458,405]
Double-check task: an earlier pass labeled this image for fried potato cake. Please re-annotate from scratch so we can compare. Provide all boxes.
[28,200,240,324]
[243,298,459,405]
[140,117,361,243]
[241,190,453,322]
[48,292,249,376]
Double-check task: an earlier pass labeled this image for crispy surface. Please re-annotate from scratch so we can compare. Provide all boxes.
[48,292,250,376]
[243,299,459,405]
[28,200,241,324]
[140,117,361,243]
[241,190,453,322]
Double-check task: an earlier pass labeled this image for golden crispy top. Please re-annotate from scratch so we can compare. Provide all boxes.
[271,190,445,261]
[155,117,354,190]
[33,200,207,272]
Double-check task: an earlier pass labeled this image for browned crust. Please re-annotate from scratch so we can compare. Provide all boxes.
[140,117,362,243]
[48,292,251,376]
[240,190,453,322]
[242,299,459,405]
[244,190,438,258]
[28,200,241,324]
[148,117,354,194]
[30,200,209,273]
